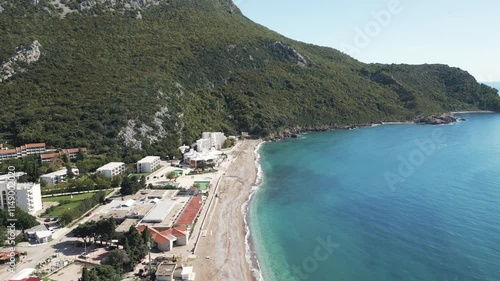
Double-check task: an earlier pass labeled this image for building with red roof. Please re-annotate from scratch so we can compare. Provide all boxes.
[136,225,188,252]
[0,143,46,161]
[40,147,87,163]
[175,196,203,228]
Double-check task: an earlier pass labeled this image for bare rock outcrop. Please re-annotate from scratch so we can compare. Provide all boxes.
[0,40,42,83]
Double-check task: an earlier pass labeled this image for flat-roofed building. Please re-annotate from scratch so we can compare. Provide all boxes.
[156,263,177,281]
[142,199,175,223]
[0,175,42,214]
[136,156,161,173]
[96,162,125,177]
[115,218,139,233]
[40,168,79,185]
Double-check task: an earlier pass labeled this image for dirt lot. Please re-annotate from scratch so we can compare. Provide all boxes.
[48,262,90,281]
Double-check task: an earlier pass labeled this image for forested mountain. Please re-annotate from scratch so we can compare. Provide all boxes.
[1,0,498,157]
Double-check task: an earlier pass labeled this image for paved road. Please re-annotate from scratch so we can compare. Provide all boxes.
[0,190,118,280]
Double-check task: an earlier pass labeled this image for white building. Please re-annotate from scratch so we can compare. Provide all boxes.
[40,168,79,185]
[96,162,126,177]
[137,156,161,173]
[196,132,227,152]
[156,263,177,281]
[0,174,43,215]
[24,224,52,243]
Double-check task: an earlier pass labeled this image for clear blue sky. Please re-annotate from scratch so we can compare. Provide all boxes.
[237,0,500,82]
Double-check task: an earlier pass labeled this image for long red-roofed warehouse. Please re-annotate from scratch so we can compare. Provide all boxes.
[175,196,203,227]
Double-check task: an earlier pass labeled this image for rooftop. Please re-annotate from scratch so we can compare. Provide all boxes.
[137,225,173,244]
[156,263,177,277]
[137,156,160,163]
[142,199,176,223]
[97,162,125,171]
[176,196,203,226]
[25,224,48,233]
[62,147,87,154]
[40,153,59,159]
[128,202,155,218]
[0,172,26,182]
[148,190,167,199]
[116,218,139,233]
[41,168,78,178]
[162,225,188,238]
[14,182,40,191]
[25,143,45,149]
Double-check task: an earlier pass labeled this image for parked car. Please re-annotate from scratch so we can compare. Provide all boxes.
[86,212,92,217]
[80,252,90,259]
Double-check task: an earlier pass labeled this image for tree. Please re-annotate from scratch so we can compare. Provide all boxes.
[166,171,176,180]
[92,265,121,281]
[139,176,146,189]
[60,211,74,225]
[223,138,235,148]
[120,176,140,195]
[102,250,131,274]
[0,225,7,246]
[66,165,75,179]
[81,266,90,281]
[76,148,86,161]
[88,269,99,281]
[0,207,39,229]
[141,227,152,245]
[126,226,147,262]
[96,218,115,245]
[62,154,70,164]
[110,175,122,188]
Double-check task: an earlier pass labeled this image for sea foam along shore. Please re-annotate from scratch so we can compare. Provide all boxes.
[242,140,266,281]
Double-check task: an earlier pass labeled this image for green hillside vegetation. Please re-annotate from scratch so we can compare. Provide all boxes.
[0,0,498,158]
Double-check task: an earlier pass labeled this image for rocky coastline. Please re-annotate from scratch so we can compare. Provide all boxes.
[265,113,464,141]
[413,113,464,125]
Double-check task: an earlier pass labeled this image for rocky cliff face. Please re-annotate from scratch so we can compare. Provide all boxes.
[0,41,41,83]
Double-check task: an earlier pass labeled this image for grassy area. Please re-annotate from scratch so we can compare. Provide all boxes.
[194,181,210,191]
[42,190,112,217]
[43,193,96,202]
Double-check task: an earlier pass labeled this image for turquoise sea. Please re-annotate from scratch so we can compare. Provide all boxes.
[250,113,500,281]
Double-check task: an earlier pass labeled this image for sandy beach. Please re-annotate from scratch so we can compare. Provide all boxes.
[193,139,261,281]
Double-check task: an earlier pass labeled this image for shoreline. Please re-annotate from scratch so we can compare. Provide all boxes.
[243,141,266,281]
[266,111,497,141]
[193,139,262,281]
[451,110,495,114]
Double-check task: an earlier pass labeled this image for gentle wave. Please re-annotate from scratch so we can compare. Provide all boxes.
[242,141,266,281]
